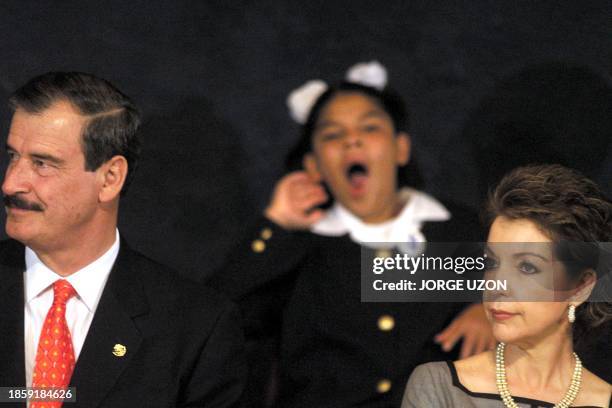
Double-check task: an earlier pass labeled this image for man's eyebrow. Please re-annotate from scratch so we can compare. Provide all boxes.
[5,143,65,165]
[30,152,65,165]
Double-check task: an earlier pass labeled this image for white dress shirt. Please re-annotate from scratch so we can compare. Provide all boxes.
[23,230,120,387]
[311,187,450,251]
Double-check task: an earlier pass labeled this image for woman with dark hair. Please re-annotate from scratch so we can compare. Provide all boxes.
[403,164,612,407]
[211,62,494,407]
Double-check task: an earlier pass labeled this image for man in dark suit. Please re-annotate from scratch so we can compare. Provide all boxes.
[0,72,246,407]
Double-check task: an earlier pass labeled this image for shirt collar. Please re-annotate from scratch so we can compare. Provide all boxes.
[311,188,450,247]
[25,229,121,312]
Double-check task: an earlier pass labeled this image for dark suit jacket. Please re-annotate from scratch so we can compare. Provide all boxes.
[0,239,247,408]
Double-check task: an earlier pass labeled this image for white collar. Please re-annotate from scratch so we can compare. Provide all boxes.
[311,188,450,249]
[25,229,121,312]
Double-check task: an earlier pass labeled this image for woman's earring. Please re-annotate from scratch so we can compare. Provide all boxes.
[568,304,576,323]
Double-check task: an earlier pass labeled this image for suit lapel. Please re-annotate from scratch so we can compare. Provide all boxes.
[0,240,26,392]
[69,242,149,408]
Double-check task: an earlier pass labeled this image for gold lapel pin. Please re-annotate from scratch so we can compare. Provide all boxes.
[112,344,127,357]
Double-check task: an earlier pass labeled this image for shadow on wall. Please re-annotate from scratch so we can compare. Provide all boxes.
[119,96,251,282]
[463,61,612,198]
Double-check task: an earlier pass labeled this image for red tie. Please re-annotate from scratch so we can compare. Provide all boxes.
[31,279,77,408]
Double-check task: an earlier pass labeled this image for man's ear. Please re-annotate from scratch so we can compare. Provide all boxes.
[303,153,322,182]
[98,155,128,202]
[569,269,597,306]
[396,132,411,166]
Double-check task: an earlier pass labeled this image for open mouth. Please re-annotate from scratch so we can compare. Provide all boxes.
[346,163,369,193]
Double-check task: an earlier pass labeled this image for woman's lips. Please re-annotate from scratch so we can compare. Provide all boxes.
[489,308,518,321]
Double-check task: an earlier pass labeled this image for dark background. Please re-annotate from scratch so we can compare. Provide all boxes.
[0,1,611,280]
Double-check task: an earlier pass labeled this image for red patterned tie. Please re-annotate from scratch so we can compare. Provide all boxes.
[31,279,77,408]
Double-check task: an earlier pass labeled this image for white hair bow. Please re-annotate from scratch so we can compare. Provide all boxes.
[286,61,388,124]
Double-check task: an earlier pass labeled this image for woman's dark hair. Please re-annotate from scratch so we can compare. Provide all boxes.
[285,81,423,188]
[486,164,612,330]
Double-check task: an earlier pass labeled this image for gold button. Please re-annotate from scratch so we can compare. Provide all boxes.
[112,343,127,357]
[261,227,273,240]
[252,239,266,253]
[375,249,392,258]
[377,315,395,331]
[376,379,392,394]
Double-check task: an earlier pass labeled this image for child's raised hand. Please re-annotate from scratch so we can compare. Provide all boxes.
[264,171,328,230]
[434,303,496,358]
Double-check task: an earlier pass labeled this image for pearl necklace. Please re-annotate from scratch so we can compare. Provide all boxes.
[495,343,582,408]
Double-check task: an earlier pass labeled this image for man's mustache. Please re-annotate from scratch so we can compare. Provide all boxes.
[3,195,44,212]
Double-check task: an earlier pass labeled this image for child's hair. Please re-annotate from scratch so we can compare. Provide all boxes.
[286,82,407,166]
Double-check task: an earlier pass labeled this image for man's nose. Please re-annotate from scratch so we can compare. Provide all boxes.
[2,158,32,196]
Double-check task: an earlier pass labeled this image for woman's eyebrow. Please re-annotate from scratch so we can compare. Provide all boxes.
[512,251,550,262]
[484,245,496,257]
